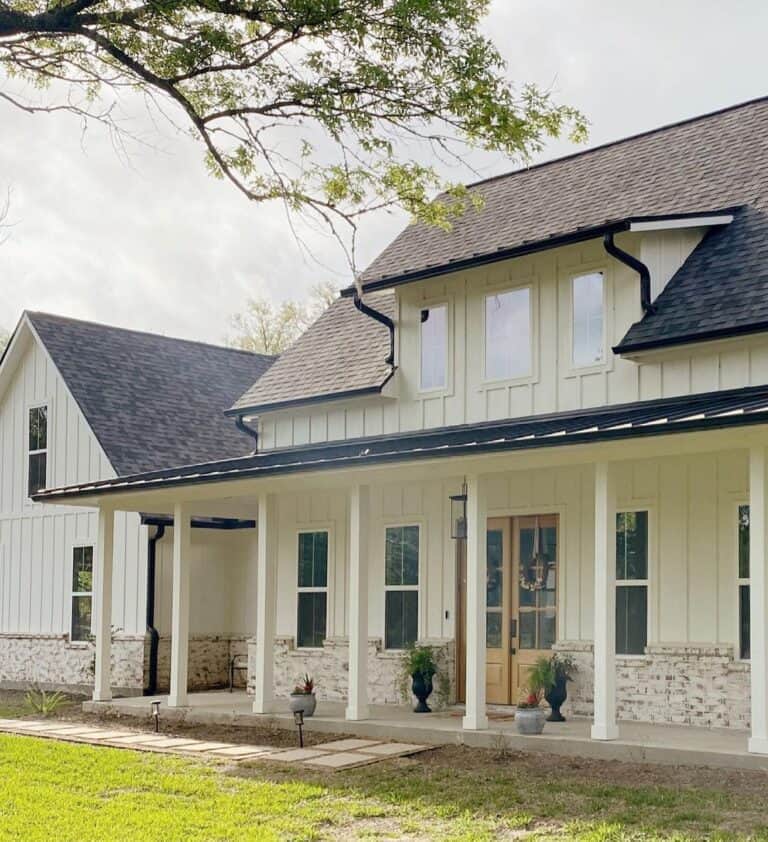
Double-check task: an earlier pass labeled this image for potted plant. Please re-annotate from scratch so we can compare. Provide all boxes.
[288,673,317,717]
[544,654,577,722]
[403,643,437,713]
[515,657,555,735]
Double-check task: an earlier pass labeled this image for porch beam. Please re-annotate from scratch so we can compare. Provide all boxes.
[253,491,278,714]
[463,474,488,731]
[346,484,370,721]
[92,505,115,702]
[168,502,191,708]
[749,446,768,754]
[591,461,619,741]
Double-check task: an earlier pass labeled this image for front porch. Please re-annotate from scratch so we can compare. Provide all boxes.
[84,690,768,771]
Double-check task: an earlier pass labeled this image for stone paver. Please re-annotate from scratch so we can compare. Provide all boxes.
[210,745,274,758]
[85,730,133,740]
[270,748,329,763]
[359,742,429,757]
[177,741,231,752]
[107,734,173,746]
[319,738,381,752]
[305,751,378,769]
[145,737,201,749]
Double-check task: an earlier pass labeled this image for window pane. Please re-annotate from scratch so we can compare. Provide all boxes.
[486,530,503,608]
[739,505,750,579]
[420,305,447,390]
[572,272,604,367]
[485,288,531,380]
[72,546,93,593]
[29,406,47,451]
[297,592,327,648]
[616,585,647,655]
[385,526,419,586]
[616,511,648,580]
[402,526,419,585]
[385,590,418,650]
[28,452,47,497]
[71,595,92,641]
[538,608,556,650]
[298,532,327,587]
[519,612,536,649]
[740,584,751,660]
[486,611,502,648]
[518,526,536,607]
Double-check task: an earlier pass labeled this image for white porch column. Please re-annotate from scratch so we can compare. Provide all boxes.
[253,491,277,714]
[346,484,370,721]
[463,474,488,731]
[749,446,768,754]
[92,505,115,702]
[591,461,619,741]
[168,502,191,708]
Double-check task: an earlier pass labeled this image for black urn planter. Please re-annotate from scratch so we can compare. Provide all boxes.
[545,673,568,722]
[411,670,434,713]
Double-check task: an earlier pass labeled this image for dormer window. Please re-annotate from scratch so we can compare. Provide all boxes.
[485,287,531,381]
[572,272,604,367]
[420,304,447,391]
[28,404,48,498]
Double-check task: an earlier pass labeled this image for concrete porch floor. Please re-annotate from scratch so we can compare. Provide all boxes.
[82,690,768,772]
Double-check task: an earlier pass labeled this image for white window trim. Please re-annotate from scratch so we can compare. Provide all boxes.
[615,508,650,658]
[560,262,614,378]
[25,399,51,503]
[736,500,750,662]
[480,281,538,387]
[383,521,422,651]
[417,299,452,396]
[70,541,94,642]
[295,528,331,650]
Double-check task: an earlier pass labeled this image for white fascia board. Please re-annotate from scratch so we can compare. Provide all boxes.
[629,214,734,233]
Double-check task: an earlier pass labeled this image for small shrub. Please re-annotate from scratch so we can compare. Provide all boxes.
[24,685,69,717]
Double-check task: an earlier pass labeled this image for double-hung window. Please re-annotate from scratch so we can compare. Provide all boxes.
[616,511,648,655]
[297,531,328,648]
[420,305,447,390]
[485,287,531,381]
[71,545,94,641]
[384,525,419,649]
[28,405,48,497]
[572,272,604,367]
[738,505,750,660]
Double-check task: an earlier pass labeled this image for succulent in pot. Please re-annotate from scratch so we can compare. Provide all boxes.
[288,673,317,717]
[403,644,437,713]
[515,657,555,735]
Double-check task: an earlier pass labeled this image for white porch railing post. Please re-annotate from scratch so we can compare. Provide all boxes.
[749,446,768,754]
[253,492,277,714]
[463,474,488,731]
[346,483,370,721]
[591,461,619,741]
[93,505,115,702]
[168,502,191,708]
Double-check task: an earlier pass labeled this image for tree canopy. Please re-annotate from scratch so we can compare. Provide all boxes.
[0,0,586,268]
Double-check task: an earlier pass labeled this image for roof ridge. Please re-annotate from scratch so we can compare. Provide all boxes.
[463,94,768,192]
[25,310,276,361]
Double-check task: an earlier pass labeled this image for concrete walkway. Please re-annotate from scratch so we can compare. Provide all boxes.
[82,691,768,772]
[0,718,430,771]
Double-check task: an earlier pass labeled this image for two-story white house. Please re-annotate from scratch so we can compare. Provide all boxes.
[0,312,273,694]
[34,96,768,755]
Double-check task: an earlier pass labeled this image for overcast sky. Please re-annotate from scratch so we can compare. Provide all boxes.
[2,0,767,344]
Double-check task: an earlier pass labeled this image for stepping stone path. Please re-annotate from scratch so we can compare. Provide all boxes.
[0,718,431,771]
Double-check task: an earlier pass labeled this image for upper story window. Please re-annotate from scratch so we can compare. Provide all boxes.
[28,405,48,498]
[572,272,604,367]
[485,287,531,381]
[420,304,447,390]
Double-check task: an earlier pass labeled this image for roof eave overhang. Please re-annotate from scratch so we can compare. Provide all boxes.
[344,210,737,296]
[615,321,768,357]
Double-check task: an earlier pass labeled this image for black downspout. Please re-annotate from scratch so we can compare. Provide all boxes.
[145,524,165,696]
[353,292,395,366]
[235,414,259,452]
[603,232,656,314]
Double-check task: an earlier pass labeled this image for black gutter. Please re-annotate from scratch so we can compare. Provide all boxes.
[140,514,256,530]
[353,292,395,365]
[603,232,655,314]
[145,524,165,696]
[235,415,259,451]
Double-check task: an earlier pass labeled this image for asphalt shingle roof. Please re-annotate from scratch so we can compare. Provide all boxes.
[27,312,275,475]
[360,96,768,352]
[231,292,394,414]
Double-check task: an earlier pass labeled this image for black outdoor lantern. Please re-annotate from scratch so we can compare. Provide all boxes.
[450,482,468,540]
[293,709,305,747]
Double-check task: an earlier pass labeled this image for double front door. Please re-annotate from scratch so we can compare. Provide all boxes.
[457,514,559,706]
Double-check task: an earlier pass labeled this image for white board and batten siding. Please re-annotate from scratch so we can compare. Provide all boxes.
[0,326,147,637]
[258,228,768,450]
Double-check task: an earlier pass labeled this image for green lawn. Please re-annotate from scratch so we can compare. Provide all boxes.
[2,733,768,841]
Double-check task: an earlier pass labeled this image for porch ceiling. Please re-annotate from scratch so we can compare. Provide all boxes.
[31,384,768,512]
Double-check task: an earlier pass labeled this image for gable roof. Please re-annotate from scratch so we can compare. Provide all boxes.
[25,312,275,475]
[230,292,394,415]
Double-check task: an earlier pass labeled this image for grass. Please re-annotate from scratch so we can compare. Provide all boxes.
[2,732,768,842]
